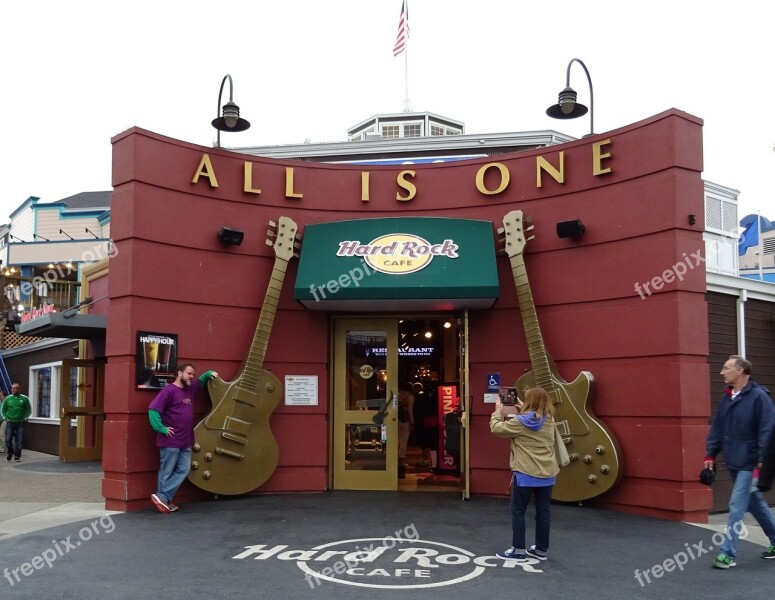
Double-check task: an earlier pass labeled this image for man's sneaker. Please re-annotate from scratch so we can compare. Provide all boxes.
[6,454,11,462]
[151,493,171,513]
[168,503,180,512]
[712,553,736,569]
[14,457,20,462]
[761,545,775,559]
[526,545,548,561]
[496,547,527,562]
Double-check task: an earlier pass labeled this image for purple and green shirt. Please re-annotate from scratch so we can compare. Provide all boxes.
[148,371,214,448]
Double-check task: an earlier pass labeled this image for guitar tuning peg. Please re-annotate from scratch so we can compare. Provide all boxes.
[265,239,274,247]
[293,241,301,250]
[268,220,277,228]
[525,224,535,232]
[524,215,535,225]
[496,226,505,235]
[293,252,300,259]
[526,235,535,242]
[266,229,276,238]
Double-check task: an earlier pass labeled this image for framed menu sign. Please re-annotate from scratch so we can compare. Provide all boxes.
[136,331,178,390]
[284,375,318,406]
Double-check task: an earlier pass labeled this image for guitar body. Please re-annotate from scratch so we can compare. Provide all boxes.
[189,369,281,495]
[515,359,622,502]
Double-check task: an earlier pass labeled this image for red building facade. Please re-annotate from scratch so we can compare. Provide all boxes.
[104,109,711,521]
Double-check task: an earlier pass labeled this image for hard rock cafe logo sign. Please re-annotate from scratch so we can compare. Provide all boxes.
[336,234,459,275]
[233,535,543,590]
[21,304,56,323]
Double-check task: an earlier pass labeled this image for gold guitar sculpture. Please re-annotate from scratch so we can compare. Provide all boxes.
[189,216,299,495]
[500,210,622,502]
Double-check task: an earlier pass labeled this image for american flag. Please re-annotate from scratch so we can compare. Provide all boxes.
[393,1,409,56]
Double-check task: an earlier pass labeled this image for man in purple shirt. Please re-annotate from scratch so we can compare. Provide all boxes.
[148,362,217,513]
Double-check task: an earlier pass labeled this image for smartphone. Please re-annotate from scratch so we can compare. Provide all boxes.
[499,387,518,405]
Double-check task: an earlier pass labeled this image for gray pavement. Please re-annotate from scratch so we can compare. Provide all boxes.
[0,450,117,541]
[1,451,775,599]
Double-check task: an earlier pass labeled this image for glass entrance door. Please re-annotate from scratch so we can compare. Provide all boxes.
[333,319,398,490]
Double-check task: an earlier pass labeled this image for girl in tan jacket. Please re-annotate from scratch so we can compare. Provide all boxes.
[490,387,558,563]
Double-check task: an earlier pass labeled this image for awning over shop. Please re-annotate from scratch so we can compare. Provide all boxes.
[16,312,107,339]
[294,217,499,311]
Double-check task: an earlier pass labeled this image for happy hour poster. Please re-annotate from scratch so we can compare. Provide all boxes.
[136,331,178,390]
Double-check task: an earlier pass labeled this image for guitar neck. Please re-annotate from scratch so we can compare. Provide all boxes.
[240,260,289,391]
[509,253,553,389]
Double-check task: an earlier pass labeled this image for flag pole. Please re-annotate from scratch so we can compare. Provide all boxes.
[403,1,411,112]
[403,36,410,111]
[393,1,411,111]
[404,43,412,112]
[758,210,763,280]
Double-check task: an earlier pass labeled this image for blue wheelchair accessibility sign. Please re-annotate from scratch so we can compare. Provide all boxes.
[486,373,500,393]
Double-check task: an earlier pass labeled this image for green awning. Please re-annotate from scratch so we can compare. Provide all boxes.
[295,217,499,310]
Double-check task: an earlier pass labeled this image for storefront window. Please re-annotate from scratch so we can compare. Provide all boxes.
[36,367,52,418]
[29,362,61,420]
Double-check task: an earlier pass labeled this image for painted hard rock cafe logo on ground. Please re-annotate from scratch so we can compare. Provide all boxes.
[233,533,543,590]
[336,234,459,274]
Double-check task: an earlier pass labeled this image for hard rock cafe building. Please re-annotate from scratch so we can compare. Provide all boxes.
[80,108,728,521]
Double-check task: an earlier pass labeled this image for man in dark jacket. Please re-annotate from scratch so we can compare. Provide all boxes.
[758,423,775,492]
[705,355,775,568]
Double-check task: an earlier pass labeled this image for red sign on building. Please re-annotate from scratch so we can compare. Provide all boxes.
[437,384,460,473]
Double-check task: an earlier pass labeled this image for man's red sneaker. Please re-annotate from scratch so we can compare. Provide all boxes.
[151,493,171,513]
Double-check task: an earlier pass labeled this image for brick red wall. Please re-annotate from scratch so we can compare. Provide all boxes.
[105,109,710,519]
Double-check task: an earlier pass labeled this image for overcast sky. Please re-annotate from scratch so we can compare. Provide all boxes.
[1,1,770,222]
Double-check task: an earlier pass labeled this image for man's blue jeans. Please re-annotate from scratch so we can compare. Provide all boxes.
[720,468,775,558]
[157,447,191,503]
[510,484,553,553]
[5,422,25,459]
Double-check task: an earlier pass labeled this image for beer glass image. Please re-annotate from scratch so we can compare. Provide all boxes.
[143,341,159,370]
[158,342,172,371]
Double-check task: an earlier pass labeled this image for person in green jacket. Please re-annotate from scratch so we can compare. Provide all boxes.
[1,383,32,462]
